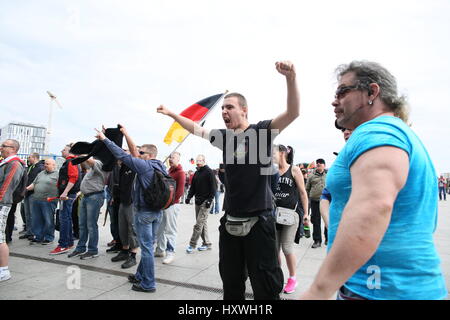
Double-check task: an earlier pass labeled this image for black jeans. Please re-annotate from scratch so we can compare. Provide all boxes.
[219,211,284,300]
[5,203,17,242]
[310,200,328,244]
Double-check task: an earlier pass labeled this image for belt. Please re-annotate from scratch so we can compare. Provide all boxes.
[83,190,104,197]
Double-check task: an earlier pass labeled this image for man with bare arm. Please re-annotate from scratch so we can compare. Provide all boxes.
[157,61,300,300]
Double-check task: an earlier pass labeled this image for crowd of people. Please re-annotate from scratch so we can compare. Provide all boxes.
[0,60,448,299]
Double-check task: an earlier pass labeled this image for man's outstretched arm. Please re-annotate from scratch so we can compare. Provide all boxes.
[157,105,210,140]
[270,61,300,133]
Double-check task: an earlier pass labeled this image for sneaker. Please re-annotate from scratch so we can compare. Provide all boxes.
[107,240,116,247]
[162,253,174,264]
[131,283,156,293]
[311,242,321,249]
[68,250,85,258]
[0,271,11,283]
[121,256,137,269]
[186,246,194,254]
[283,278,298,294]
[19,234,30,239]
[128,274,140,284]
[106,243,121,253]
[197,245,211,251]
[112,251,129,262]
[29,238,42,244]
[41,240,53,245]
[49,246,70,255]
[80,252,99,260]
[19,230,27,235]
[154,250,165,258]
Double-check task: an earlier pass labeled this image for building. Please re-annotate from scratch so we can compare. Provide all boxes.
[0,122,46,159]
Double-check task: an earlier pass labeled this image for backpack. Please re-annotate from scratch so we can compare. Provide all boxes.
[3,159,27,204]
[13,168,27,204]
[140,169,177,211]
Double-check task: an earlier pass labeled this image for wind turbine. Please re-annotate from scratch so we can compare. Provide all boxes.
[45,91,63,155]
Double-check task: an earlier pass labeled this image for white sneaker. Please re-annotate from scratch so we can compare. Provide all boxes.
[162,253,174,264]
[154,250,165,258]
[0,270,11,282]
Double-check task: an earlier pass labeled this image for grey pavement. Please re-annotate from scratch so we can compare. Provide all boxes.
[1,196,449,300]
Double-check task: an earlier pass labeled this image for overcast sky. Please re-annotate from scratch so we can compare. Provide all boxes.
[1,0,449,174]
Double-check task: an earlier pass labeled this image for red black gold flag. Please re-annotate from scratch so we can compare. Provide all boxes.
[163,93,224,145]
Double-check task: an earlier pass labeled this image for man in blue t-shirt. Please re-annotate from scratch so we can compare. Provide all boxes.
[300,60,447,300]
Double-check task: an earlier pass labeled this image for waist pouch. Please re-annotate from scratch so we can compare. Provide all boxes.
[225,215,259,237]
[275,205,297,226]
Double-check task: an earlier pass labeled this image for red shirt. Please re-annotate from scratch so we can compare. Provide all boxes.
[169,164,185,204]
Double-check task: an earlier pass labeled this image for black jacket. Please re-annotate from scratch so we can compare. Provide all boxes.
[25,160,45,197]
[119,163,135,205]
[187,165,216,205]
[70,125,123,172]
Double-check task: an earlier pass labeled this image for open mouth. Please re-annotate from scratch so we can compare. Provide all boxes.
[223,118,231,124]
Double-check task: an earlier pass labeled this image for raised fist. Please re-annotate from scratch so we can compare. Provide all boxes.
[275,61,296,79]
[157,104,171,116]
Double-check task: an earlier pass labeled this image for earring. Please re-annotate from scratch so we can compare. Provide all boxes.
[368,100,373,105]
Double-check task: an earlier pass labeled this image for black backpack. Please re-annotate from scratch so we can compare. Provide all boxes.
[140,169,177,211]
[3,159,27,204]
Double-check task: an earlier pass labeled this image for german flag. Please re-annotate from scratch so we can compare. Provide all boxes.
[163,93,224,145]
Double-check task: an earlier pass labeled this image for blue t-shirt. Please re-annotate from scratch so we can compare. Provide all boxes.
[326,116,447,300]
[320,187,331,202]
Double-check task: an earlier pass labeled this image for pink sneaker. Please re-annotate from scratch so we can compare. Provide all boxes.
[283,277,298,294]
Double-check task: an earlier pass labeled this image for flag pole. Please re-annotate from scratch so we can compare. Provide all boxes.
[163,90,228,164]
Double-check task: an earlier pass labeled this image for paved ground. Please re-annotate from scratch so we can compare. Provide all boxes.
[1,196,449,300]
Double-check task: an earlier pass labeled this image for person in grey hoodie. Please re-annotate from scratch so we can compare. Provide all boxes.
[95,125,167,293]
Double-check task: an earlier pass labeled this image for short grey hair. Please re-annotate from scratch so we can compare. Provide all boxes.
[336,60,409,124]
[7,139,20,152]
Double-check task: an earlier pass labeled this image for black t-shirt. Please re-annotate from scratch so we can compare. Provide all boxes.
[275,165,299,210]
[209,120,276,217]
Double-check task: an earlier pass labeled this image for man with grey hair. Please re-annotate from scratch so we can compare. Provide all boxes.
[299,60,447,300]
[185,154,216,253]
[26,159,59,245]
[0,139,25,282]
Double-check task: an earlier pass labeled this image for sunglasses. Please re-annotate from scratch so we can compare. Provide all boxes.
[1,144,14,148]
[335,85,360,100]
[139,151,149,155]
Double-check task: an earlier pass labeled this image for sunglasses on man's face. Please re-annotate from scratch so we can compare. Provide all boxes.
[139,151,150,155]
[335,85,360,100]
[1,144,14,148]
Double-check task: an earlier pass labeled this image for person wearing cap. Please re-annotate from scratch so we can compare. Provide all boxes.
[305,158,327,248]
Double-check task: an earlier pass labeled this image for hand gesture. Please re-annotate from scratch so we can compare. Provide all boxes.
[157,104,171,116]
[118,124,128,136]
[275,61,296,80]
[95,128,106,141]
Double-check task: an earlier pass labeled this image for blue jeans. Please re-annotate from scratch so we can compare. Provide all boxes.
[210,191,221,214]
[58,195,76,248]
[134,208,162,290]
[439,187,446,200]
[76,192,105,254]
[31,199,57,242]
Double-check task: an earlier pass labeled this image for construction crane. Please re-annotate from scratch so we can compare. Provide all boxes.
[45,91,63,155]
